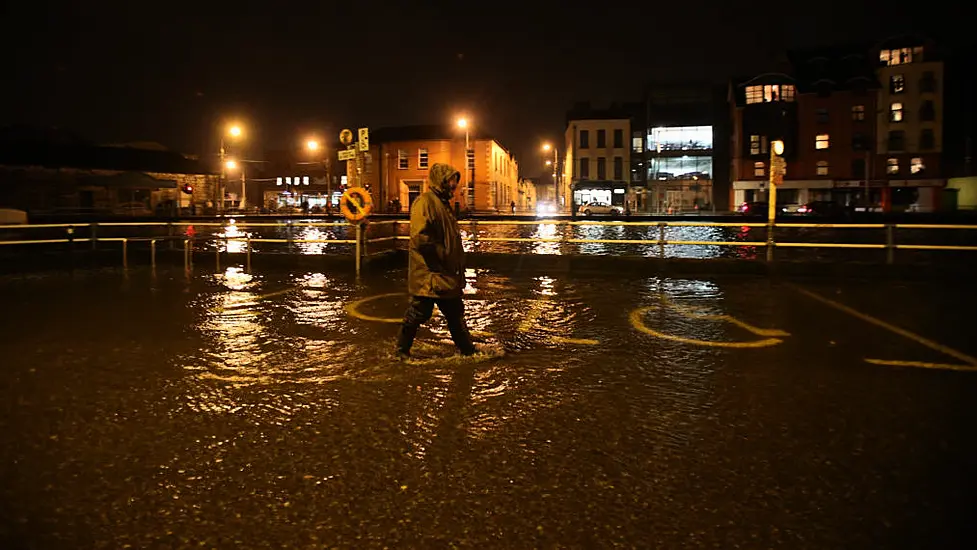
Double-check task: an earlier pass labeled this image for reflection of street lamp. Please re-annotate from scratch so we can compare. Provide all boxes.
[305,138,332,216]
[219,123,245,213]
[456,116,472,210]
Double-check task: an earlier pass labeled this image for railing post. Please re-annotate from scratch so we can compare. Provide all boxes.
[886,224,895,265]
[90,223,97,250]
[215,239,221,271]
[766,222,775,262]
[122,238,128,269]
[658,222,666,259]
[151,239,156,269]
[246,237,252,273]
[355,222,362,278]
[184,239,190,270]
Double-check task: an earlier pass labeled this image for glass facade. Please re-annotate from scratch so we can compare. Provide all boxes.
[648,126,713,152]
[647,155,713,180]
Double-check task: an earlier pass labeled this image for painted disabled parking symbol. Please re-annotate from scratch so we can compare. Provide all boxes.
[629,296,790,348]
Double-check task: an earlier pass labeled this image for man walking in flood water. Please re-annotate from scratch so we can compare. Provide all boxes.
[395,163,477,359]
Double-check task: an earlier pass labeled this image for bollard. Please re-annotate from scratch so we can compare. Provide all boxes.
[122,238,128,269]
[151,239,156,269]
[658,223,666,259]
[184,239,190,269]
[246,237,252,273]
[886,224,895,265]
[766,223,775,262]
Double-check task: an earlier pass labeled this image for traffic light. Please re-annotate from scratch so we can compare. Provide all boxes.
[181,183,193,194]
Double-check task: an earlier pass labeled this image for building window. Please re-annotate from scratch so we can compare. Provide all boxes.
[911,157,925,174]
[418,148,429,169]
[596,129,606,148]
[890,74,905,94]
[632,131,643,153]
[852,105,865,121]
[920,129,935,150]
[466,150,474,171]
[887,158,900,174]
[852,133,868,151]
[579,130,589,149]
[750,135,761,155]
[888,130,905,151]
[613,129,623,148]
[816,160,829,176]
[754,162,765,177]
[920,100,936,121]
[851,158,866,178]
[890,102,904,122]
[745,84,796,104]
[398,149,408,170]
[920,71,937,93]
[880,46,922,66]
[579,157,589,178]
[816,108,829,123]
[597,157,606,179]
[613,156,623,180]
[816,134,830,150]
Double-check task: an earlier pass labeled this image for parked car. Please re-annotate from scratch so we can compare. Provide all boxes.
[736,201,768,216]
[796,201,850,217]
[578,202,623,216]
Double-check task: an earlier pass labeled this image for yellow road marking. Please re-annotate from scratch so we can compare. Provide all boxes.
[864,359,977,372]
[345,292,405,323]
[629,303,787,348]
[791,286,977,367]
[550,336,600,345]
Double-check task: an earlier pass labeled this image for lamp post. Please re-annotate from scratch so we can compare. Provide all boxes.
[542,143,558,208]
[306,139,331,216]
[219,124,244,214]
[457,117,472,211]
[768,139,785,261]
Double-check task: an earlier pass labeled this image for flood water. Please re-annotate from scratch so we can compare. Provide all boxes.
[1,265,976,548]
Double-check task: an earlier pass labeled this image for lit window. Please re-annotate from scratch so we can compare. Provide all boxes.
[890,102,903,122]
[763,84,781,102]
[852,105,865,121]
[816,161,829,176]
[750,135,760,155]
[303,176,310,185]
[780,85,796,101]
[467,150,474,170]
[286,177,292,185]
[754,162,765,177]
[881,47,920,66]
[891,74,905,94]
[887,158,899,174]
[746,85,763,104]
[911,157,925,174]
[398,149,408,170]
[276,177,283,186]
[418,148,429,169]
[816,134,830,150]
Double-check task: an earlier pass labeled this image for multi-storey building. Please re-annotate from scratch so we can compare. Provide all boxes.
[367,125,518,213]
[730,37,946,212]
[562,103,636,213]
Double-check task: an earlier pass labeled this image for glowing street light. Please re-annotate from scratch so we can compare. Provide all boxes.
[542,143,552,152]
[225,159,238,170]
[306,139,319,152]
[456,116,472,210]
[456,117,468,129]
[228,125,243,138]
[541,142,558,209]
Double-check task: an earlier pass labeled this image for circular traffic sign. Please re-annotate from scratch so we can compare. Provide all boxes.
[340,187,373,222]
[339,129,354,146]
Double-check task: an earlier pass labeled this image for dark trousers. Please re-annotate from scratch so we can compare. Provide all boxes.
[397,296,476,356]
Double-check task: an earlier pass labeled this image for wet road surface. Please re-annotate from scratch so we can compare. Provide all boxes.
[2,266,976,548]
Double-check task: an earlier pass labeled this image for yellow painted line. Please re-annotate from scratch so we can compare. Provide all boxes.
[256,287,296,301]
[550,336,599,345]
[864,359,977,372]
[792,286,977,367]
[662,299,790,337]
[629,304,787,348]
[345,292,405,323]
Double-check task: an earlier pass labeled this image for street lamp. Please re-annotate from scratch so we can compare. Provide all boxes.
[219,123,245,213]
[456,116,472,211]
[542,142,558,209]
[306,138,331,216]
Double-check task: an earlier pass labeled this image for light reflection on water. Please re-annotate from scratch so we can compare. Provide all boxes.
[532,222,561,255]
[216,220,251,254]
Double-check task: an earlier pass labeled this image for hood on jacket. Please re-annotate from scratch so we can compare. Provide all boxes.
[427,163,461,201]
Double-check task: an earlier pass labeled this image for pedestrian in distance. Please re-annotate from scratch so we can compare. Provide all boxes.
[395,163,477,360]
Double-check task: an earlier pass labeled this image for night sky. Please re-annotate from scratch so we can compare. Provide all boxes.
[0,1,963,176]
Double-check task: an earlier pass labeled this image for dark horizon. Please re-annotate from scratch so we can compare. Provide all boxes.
[1,0,966,176]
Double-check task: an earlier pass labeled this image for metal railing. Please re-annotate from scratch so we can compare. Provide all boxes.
[3,220,977,275]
